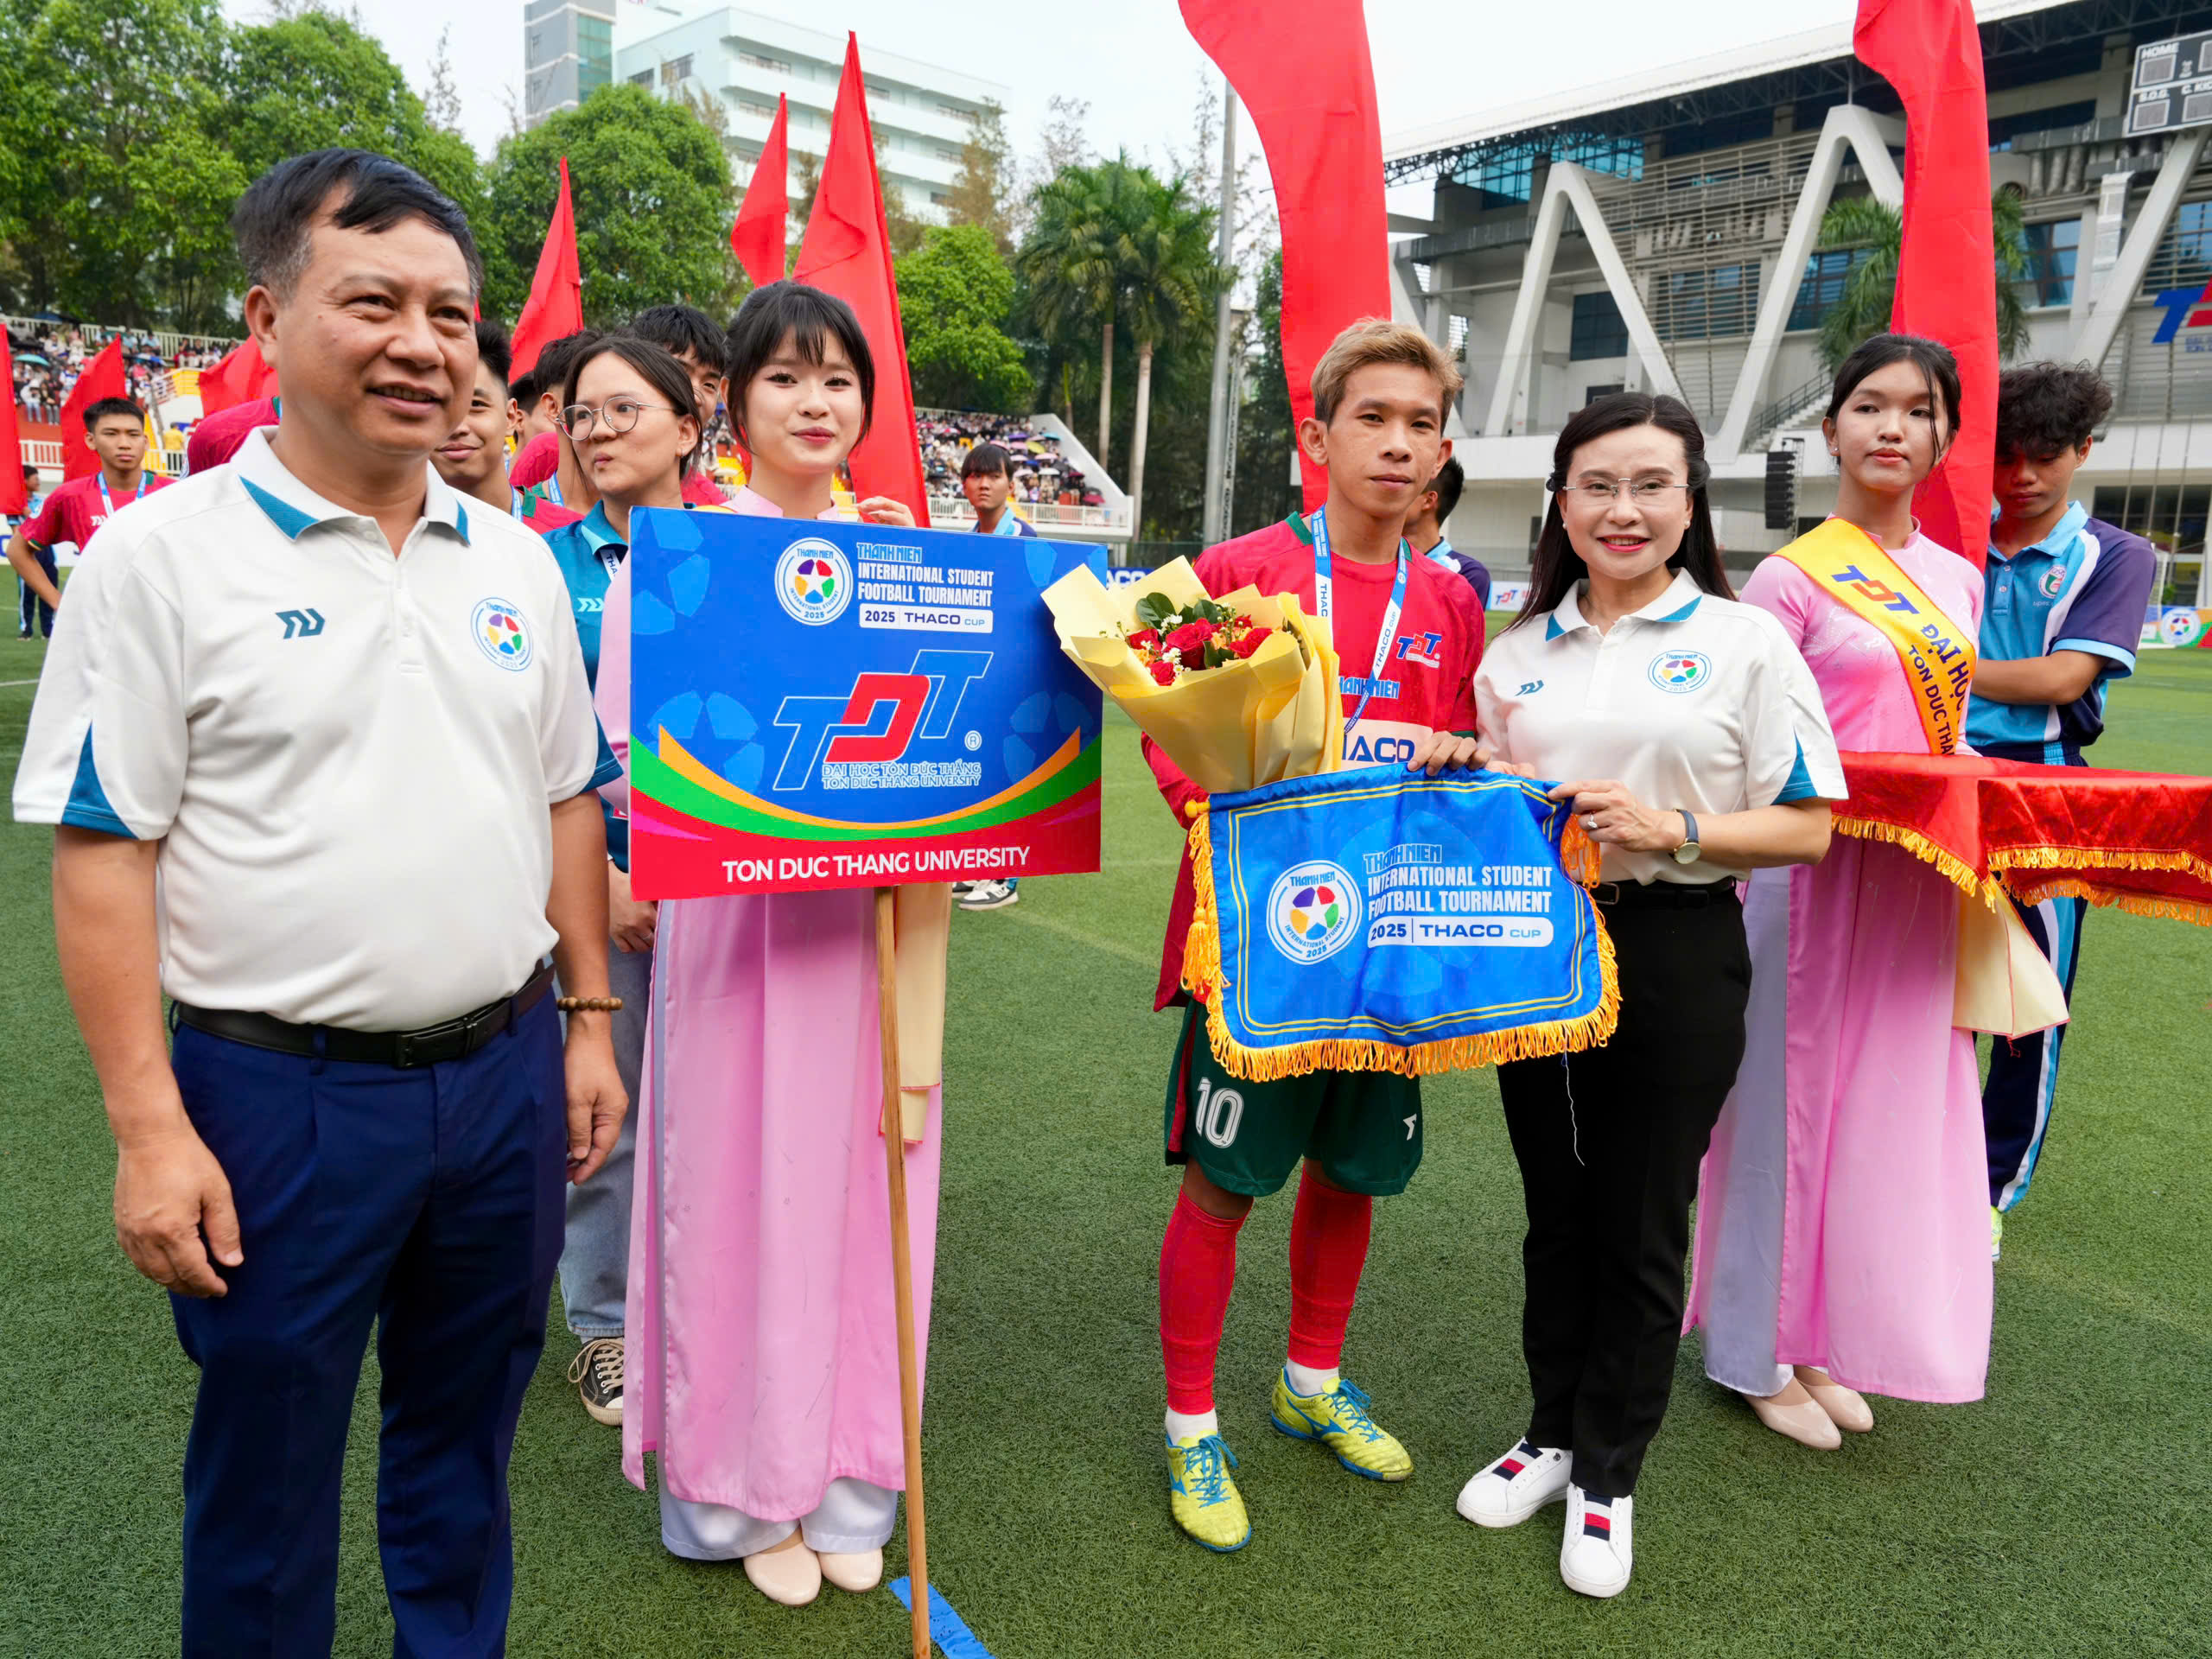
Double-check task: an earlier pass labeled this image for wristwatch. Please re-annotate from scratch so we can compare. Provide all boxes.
[1671,809,1700,865]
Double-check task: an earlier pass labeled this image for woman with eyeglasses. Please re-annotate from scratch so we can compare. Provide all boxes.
[1687,335,1993,1446]
[531,331,715,1437]
[1465,393,1840,1599]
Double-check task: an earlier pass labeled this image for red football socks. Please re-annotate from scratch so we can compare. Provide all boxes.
[1159,1191,1245,1415]
[1287,1168,1373,1373]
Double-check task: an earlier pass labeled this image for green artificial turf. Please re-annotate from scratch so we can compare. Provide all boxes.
[3,630,2209,1657]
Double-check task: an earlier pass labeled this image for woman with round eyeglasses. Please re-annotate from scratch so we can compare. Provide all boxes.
[1686,334,1993,1448]
[1465,392,1840,1599]
[531,332,719,1438]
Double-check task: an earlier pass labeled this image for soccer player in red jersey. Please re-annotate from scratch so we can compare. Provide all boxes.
[1147,320,1491,1551]
[6,395,173,616]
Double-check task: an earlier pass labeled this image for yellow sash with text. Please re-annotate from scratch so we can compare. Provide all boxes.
[1772,519,1975,756]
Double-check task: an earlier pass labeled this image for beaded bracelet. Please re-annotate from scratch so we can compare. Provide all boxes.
[556,995,625,1013]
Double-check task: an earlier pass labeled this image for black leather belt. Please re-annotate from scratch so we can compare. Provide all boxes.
[1592,879,1738,910]
[173,961,556,1069]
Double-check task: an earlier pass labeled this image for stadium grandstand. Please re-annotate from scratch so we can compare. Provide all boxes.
[1386,0,2212,601]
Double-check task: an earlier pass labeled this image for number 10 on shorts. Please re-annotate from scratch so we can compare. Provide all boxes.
[1193,1077,1244,1148]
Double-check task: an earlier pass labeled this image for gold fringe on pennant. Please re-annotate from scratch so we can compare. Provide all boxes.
[1559,811,1605,887]
[1830,814,2005,910]
[1989,844,2212,928]
[1179,801,1623,1081]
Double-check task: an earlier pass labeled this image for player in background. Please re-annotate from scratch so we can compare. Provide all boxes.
[1146,320,1490,1552]
[1404,455,1491,611]
[1965,363,2157,1255]
[951,441,1037,912]
[11,462,47,638]
[6,397,173,617]
[434,318,582,532]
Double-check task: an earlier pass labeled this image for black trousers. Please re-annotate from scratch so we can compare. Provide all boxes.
[1497,888,1751,1498]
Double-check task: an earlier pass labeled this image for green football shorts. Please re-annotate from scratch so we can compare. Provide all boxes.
[1162,1000,1424,1198]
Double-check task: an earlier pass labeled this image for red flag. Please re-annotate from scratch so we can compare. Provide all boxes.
[1181,0,1389,514]
[59,338,129,482]
[511,156,585,381]
[732,95,791,289]
[1856,0,1996,571]
[198,339,276,416]
[0,332,24,515]
[793,39,930,524]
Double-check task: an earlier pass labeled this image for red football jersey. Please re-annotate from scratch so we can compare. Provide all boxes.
[20,473,174,553]
[184,397,279,474]
[1144,512,1484,1009]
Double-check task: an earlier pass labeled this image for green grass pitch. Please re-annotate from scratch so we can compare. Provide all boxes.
[2,627,2209,1656]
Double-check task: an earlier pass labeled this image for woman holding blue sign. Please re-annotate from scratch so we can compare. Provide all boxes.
[1467,392,1841,1599]
[604,283,941,1612]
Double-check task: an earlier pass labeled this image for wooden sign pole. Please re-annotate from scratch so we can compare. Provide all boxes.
[874,887,931,1658]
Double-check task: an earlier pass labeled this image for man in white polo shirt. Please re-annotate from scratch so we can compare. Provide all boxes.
[11,149,626,1657]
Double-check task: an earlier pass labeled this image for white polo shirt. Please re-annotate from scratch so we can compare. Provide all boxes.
[1475,569,1845,885]
[11,427,616,1029]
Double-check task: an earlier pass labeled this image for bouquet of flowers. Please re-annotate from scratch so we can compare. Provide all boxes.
[1042,557,1341,794]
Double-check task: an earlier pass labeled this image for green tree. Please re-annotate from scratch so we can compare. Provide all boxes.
[481,83,737,328]
[1813,189,2031,372]
[893,225,1032,412]
[1116,168,1221,540]
[225,10,486,236]
[944,101,1014,253]
[1020,158,1146,474]
[0,0,246,329]
[1232,249,1298,537]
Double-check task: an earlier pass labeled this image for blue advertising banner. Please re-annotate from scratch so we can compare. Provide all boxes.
[626,509,1107,897]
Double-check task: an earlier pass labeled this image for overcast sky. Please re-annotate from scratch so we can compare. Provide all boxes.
[226,0,1866,217]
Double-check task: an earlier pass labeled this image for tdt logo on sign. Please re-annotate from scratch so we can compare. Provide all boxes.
[2152,279,2212,345]
[772,652,988,789]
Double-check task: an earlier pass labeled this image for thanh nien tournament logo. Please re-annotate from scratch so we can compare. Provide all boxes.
[774,537,854,626]
[1265,861,1363,966]
[2038,564,2067,599]
[1648,649,1711,693]
[472,596,532,671]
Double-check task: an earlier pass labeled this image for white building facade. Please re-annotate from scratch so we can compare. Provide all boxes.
[1388,0,2212,596]
[524,0,617,126]
[609,4,1008,224]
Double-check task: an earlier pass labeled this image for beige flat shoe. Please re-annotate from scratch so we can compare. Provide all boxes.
[1796,1367,1874,1433]
[817,1547,885,1593]
[742,1532,822,1606]
[1745,1381,1841,1449]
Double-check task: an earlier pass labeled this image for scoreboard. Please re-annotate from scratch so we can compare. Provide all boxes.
[2128,32,2212,137]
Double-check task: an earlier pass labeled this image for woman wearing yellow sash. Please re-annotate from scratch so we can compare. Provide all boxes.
[1687,334,1990,1445]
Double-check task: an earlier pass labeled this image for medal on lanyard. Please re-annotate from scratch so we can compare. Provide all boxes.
[1309,507,1409,738]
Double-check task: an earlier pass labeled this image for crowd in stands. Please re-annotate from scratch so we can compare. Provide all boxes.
[918,410,1101,510]
[10,322,231,427]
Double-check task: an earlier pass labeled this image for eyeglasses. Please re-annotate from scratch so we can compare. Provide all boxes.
[556,397,685,439]
[1561,479,1692,505]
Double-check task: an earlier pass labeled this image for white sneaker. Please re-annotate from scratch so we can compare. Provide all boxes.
[1455,1439,1570,1529]
[1559,1484,1634,1599]
[957,878,1020,911]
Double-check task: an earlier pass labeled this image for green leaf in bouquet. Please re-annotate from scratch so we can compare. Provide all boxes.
[1135,592,1178,632]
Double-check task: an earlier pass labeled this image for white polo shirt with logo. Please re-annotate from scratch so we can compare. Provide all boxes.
[1474,569,1845,886]
[11,426,616,1029]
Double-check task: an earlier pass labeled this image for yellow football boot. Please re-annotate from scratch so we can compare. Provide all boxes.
[1166,1432,1251,1552]
[1269,1369,1413,1481]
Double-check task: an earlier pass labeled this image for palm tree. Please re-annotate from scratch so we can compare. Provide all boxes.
[1813,188,2032,372]
[1020,163,1128,472]
[1117,170,1222,539]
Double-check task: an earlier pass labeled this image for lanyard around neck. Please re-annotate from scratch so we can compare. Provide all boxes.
[1308,506,1409,736]
[97,474,139,519]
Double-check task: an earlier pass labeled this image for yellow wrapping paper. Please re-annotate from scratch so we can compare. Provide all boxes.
[1951,887,2069,1039]
[1041,558,1343,792]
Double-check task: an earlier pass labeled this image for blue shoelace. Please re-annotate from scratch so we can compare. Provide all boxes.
[1178,1433,1239,1503]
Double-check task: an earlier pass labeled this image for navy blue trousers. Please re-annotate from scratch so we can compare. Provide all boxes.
[1982,889,2086,1211]
[168,1000,568,1659]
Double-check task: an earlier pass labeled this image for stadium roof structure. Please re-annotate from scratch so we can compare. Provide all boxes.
[1382,0,2212,186]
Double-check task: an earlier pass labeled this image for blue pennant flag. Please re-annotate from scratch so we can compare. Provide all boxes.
[1185,766,1619,1080]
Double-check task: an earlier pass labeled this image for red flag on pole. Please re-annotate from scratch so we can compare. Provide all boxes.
[198,338,276,417]
[793,39,930,525]
[0,332,24,515]
[732,95,791,289]
[1856,0,1997,571]
[59,338,129,482]
[511,156,585,381]
[1180,0,1389,513]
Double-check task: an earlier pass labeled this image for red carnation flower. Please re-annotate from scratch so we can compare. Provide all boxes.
[1147,658,1178,687]
[1230,626,1272,658]
[1127,627,1162,652]
[1163,620,1217,654]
